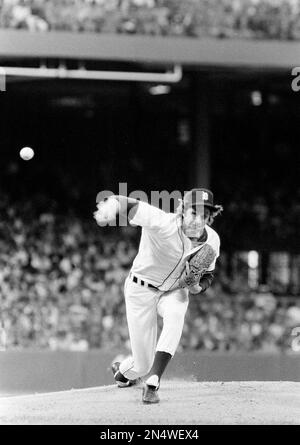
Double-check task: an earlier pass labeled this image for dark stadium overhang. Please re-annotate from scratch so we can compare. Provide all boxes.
[0,30,299,70]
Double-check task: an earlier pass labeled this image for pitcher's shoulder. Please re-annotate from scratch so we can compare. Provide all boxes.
[159,211,183,237]
[206,225,221,245]
[167,212,182,233]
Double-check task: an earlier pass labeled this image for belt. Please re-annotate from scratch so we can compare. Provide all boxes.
[129,273,158,290]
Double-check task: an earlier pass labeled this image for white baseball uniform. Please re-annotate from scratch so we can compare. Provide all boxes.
[119,201,220,380]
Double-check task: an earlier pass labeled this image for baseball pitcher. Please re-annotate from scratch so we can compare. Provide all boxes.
[94,188,222,404]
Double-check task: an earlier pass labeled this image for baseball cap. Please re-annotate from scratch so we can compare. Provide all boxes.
[183,188,218,210]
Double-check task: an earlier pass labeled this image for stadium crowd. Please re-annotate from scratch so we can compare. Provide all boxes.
[0,191,299,353]
[1,0,300,40]
[218,184,300,251]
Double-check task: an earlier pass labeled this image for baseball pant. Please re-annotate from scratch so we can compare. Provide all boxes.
[119,277,189,381]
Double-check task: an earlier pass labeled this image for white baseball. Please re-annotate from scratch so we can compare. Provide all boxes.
[20,147,34,161]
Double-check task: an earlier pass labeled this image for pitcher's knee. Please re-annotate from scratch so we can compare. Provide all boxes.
[134,358,153,377]
[164,308,186,326]
[134,365,151,378]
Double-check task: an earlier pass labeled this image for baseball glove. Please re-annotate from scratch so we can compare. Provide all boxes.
[178,244,216,289]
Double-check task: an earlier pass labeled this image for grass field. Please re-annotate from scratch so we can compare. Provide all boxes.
[0,381,299,425]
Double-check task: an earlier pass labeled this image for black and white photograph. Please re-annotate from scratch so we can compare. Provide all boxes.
[0,0,300,429]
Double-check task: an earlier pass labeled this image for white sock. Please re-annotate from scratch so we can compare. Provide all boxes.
[146,374,159,388]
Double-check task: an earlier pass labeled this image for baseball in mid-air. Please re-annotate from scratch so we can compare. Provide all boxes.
[20,146,34,161]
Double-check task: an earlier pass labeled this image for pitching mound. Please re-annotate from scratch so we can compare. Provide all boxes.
[0,381,299,425]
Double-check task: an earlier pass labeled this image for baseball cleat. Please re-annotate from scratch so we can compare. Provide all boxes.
[111,362,137,388]
[142,375,160,404]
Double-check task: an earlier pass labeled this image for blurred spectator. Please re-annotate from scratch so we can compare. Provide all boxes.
[1,0,300,40]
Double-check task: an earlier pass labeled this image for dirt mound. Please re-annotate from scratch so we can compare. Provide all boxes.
[0,381,299,425]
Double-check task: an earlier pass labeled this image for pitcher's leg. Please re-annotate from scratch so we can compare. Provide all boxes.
[119,280,158,381]
[156,289,189,356]
[142,289,188,403]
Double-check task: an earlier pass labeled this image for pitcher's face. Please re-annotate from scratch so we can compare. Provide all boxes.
[182,205,210,239]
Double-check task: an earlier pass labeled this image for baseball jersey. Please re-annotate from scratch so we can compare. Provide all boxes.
[129,201,220,292]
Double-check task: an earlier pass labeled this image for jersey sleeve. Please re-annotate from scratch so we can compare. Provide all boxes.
[129,201,172,231]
